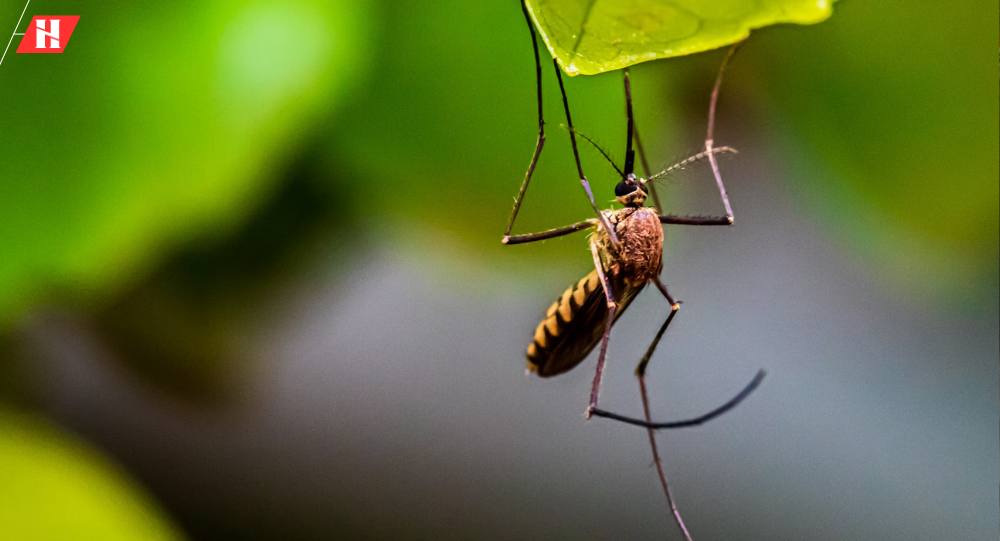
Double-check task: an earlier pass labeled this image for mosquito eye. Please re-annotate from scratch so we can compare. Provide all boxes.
[615,181,637,197]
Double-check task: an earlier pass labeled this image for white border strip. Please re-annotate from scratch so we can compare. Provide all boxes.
[0,0,32,68]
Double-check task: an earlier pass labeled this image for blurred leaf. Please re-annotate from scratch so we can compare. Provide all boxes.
[0,0,370,327]
[749,0,998,306]
[94,161,360,403]
[525,0,834,76]
[0,410,181,540]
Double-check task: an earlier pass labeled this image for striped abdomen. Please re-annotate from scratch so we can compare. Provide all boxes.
[526,269,643,377]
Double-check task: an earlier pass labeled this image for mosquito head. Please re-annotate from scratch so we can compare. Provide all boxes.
[614,172,647,207]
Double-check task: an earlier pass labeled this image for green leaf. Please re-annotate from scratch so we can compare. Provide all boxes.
[525,0,834,76]
[0,410,182,540]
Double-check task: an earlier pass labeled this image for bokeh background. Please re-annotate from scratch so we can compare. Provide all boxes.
[1,1,997,540]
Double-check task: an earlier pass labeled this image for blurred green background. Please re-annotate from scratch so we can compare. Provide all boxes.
[1,1,996,540]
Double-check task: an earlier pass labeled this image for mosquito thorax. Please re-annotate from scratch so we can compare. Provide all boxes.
[614,173,647,207]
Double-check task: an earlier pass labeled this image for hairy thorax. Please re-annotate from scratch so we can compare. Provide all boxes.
[594,207,663,287]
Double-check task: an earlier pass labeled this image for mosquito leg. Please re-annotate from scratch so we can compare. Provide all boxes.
[635,278,692,540]
[659,214,732,226]
[703,43,742,224]
[633,123,663,213]
[502,218,597,245]
[554,60,620,247]
[502,0,547,243]
[590,370,766,429]
[635,278,679,380]
[623,68,636,175]
[651,45,744,227]
[585,239,616,418]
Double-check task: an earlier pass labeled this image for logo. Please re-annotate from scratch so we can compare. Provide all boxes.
[1,1,80,68]
[16,15,78,53]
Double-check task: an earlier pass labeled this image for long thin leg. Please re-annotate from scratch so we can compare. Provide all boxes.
[585,239,616,418]
[659,214,731,226]
[703,44,741,224]
[623,68,636,176]
[652,44,743,227]
[554,61,620,246]
[502,218,596,245]
[502,0,547,244]
[637,279,693,541]
[636,278,678,381]
[633,123,663,213]
[590,370,766,429]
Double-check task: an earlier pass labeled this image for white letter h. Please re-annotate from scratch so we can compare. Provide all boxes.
[35,18,60,49]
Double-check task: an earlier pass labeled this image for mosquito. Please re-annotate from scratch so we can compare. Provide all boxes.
[503,2,766,538]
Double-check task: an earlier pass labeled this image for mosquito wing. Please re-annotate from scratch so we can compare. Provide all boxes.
[526,269,644,377]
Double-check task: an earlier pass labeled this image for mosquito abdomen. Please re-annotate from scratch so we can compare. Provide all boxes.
[526,270,600,372]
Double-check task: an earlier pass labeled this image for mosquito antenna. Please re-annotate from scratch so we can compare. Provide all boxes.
[645,146,738,183]
[561,124,624,177]
[623,68,636,176]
